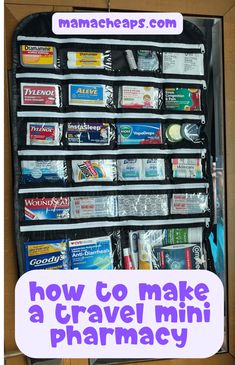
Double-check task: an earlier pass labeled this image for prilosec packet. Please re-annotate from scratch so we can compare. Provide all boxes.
[21,160,67,184]
[165,88,201,111]
[21,83,61,107]
[117,122,162,145]
[26,122,62,146]
[162,52,204,76]
[160,244,204,269]
[20,45,57,68]
[119,86,159,109]
[66,121,112,146]
[72,159,116,182]
[24,197,70,220]
[70,196,118,218]
[24,239,69,271]
[69,236,113,269]
[68,84,113,107]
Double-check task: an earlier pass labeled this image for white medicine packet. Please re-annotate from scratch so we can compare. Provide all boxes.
[163,52,204,76]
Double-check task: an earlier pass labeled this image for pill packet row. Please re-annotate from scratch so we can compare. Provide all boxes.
[22,193,209,221]
[19,44,204,76]
[24,231,122,271]
[125,227,205,270]
[20,157,205,186]
[20,82,203,111]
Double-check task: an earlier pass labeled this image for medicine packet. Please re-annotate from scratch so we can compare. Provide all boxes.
[118,194,168,217]
[24,239,69,271]
[160,243,204,269]
[137,50,159,71]
[117,122,162,145]
[21,160,67,184]
[20,45,57,68]
[69,236,113,269]
[171,193,208,214]
[66,121,113,146]
[165,88,201,111]
[70,195,118,219]
[163,52,204,76]
[24,197,70,220]
[68,84,113,108]
[67,50,112,70]
[26,122,63,146]
[119,85,159,109]
[21,83,61,107]
[72,159,117,183]
[172,158,203,179]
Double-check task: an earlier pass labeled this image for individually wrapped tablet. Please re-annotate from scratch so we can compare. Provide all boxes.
[119,85,159,109]
[68,84,113,108]
[21,83,61,107]
[26,122,63,146]
[67,50,112,70]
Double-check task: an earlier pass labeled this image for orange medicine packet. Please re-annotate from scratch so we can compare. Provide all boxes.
[20,45,57,68]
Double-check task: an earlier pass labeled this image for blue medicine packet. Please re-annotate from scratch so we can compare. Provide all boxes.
[24,239,69,271]
[21,160,67,184]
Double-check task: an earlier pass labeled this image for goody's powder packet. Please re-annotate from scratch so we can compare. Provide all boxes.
[24,197,70,220]
[117,122,163,145]
[72,159,117,182]
[68,84,113,108]
[70,195,118,219]
[66,121,113,146]
[24,239,69,271]
[21,160,67,184]
[69,236,113,270]
[26,122,63,146]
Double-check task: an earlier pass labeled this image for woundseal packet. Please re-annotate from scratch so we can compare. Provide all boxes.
[69,236,113,269]
[21,83,61,107]
[24,197,70,220]
[24,239,69,271]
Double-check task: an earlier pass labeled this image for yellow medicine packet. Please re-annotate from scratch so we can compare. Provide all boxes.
[20,45,56,67]
[67,51,104,69]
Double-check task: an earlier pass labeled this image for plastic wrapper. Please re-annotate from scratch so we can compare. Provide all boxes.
[165,87,201,111]
[21,83,61,107]
[171,193,208,214]
[125,50,137,71]
[137,50,159,71]
[159,243,205,269]
[68,84,113,108]
[72,159,117,183]
[24,197,70,220]
[26,122,63,146]
[117,158,165,181]
[172,158,203,179]
[117,122,163,145]
[24,239,69,271]
[67,50,112,70]
[70,195,118,219]
[66,121,114,146]
[119,85,159,109]
[20,45,58,68]
[165,122,201,143]
[162,52,204,76]
[21,160,67,184]
[118,194,168,217]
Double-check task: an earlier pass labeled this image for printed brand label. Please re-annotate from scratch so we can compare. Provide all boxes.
[117,122,162,145]
[24,240,68,271]
[120,86,158,109]
[171,194,208,215]
[69,84,105,106]
[70,196,118,218]
[66,121,111,145]
[165,88,201,111]
[24,197,70,220]
[26,123,62,146]
[172,158,203,179]
[117,159,165,180]
[69,236,113,269]
[163,52,204,76]
[72,159,116,182]
[21,83,60,106]
[21,45,55,66]
[21,160,67,184]
[67,52,104,68]
[160,244,203,269]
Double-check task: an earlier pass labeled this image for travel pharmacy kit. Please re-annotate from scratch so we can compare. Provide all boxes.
[11,13,215,275]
